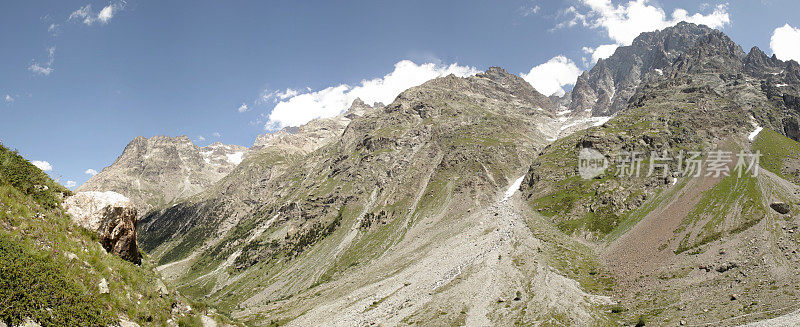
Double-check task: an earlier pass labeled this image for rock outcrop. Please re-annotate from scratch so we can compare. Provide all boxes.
[64,191,141,264]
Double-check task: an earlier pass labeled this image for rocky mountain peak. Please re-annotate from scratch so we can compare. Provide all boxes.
[78,135,248,214]
[344,97,373,118]
[568,22,751,117]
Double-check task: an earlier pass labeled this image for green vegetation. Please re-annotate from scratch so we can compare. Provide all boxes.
[0,144,198,326]
[675,173,764,253]
[0,145,71,208]
[0,231,113,327]
[752,128,800,184]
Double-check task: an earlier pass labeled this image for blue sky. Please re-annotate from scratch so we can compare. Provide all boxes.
[2,0,800,188]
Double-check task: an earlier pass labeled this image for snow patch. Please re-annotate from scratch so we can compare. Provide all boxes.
[503,176,526,201]
[559,116,612,131]
[63,191,133,231]
[654,69,663,76]
[776,83,789,87]
[672,177,677,185]
[748,126,763,141]
[592,116,612,127]
[75,191,130,207]
[226,151,245,165]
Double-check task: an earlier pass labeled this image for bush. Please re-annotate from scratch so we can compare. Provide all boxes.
[0,233,114,327]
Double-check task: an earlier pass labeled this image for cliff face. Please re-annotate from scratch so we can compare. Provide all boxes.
[77,136,247,215]
[64,191,141,264]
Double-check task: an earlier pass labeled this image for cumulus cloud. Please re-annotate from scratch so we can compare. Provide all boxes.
[265,60,479,129]
[69,1,125,26]
[237,103,249,113]
[65,180,77,188]
[521,56,583,96]
[196,135,206,142]
[85,168,98,176]
[213,132,222,138]
[4,94,13,104]
[29,47,56,76]
[32,160,53,171]
[561,1,730,67]
[771,24,800,63]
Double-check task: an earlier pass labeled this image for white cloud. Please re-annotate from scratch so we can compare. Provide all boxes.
[65,180,77,188]
[771,24,800,63]
[593,44,618,61]
[563,1,730,67]
[213,132,222,138]
[237,103,249,113]
[521,56,583,96]
[32,160,53,171]
[98,5,115,23]
[257,88,300,104]
[265,60,479,128]
[196,135,206,142]
[4,94,13,104]
[48,23,60,35]
[567,0,730,46]
[520,3,541,16]
[29,46,56,76]
[69,2,125,26]
[85,168,98,176]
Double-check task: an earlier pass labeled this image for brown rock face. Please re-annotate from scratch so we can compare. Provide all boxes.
[98,206,141,264]
[64,191,142,264]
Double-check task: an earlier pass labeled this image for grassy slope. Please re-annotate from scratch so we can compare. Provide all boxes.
[0,144,229,326]
[753,128,800,185]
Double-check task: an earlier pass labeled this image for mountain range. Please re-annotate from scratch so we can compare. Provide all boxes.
[4,22,800,326]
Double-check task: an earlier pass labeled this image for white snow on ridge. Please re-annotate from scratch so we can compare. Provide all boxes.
[559,116,612,131]
[226,152,245,165]
[592,116,612,127]
[503,176,526,201]
[749,126,763,141]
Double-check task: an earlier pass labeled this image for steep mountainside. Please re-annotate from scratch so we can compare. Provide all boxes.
[522,23,800,325]
[136,68,621,325]
[78,136,247,214]
[0,144,236,326]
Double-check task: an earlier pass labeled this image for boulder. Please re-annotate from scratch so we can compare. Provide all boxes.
[63,191,141,264]
[771,202,791,214]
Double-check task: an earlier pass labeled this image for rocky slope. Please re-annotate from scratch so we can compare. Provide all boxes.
[78,136,247,215]
[135,67,619,325]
